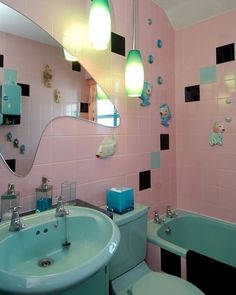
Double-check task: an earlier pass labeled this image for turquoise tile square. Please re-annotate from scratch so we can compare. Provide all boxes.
[200,65,216,84]
[150,151,160,169]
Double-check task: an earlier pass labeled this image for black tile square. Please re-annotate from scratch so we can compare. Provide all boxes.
[18,83,30,96]
[111,32,125,56]
[160,134,169,150]
[185,85,200,102]
[5,159,16,172]
[216,43,235,64]
[139,170,151,191]
[72,61,81,72]
[161,248,181,277]
[187,250,236,294]
[0,54,3,67]
[80,102,88,113]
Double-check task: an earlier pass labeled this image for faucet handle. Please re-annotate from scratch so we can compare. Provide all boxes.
[166,205,178,218]
[154,210,159,216]
[153,210,165,224]
[9,206,22,213]
[56,195,64,203]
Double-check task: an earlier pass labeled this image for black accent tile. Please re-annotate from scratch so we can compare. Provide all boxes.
[187,250,236,294]
[216,43,235,64]
[18,83,30,96]
[111,32,125,56]
[160,134,169,150]
[185,85,200,102]
[5,159,16,172]
[3,115,21,125]
[72,61,81,72]
[139,170,151,191]
[80,102,88,113]
[0,54,3,67]
[161,248,181,277]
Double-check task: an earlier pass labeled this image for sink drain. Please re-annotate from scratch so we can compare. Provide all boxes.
[38,258,54,268]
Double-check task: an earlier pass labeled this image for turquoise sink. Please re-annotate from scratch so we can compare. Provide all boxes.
[0,206,120,294]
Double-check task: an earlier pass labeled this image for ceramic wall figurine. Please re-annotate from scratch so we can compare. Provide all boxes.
[160,103,172,127]
[43,65,53,88]
[96,135,117,159]
[139,81,152,107]
[209,122,225,146]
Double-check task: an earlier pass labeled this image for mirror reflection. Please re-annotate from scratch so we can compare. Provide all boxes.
[0,3,119,177]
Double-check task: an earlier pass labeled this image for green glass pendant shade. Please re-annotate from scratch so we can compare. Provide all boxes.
[125,49,144,97]
[89,0,111,50]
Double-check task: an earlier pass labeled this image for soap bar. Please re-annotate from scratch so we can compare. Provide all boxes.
[106,187,134,214]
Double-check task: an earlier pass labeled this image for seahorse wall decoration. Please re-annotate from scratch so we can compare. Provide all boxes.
[43,65,53,88]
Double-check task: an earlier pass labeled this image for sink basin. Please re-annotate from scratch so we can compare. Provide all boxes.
[0,206,120,294]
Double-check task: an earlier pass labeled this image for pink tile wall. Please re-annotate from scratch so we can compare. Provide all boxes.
[0,0,176,217]
[175,9,236,223]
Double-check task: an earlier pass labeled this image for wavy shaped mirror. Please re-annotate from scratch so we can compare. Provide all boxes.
[0,3,120,177]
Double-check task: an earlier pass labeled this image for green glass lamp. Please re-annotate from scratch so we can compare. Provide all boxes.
[125,0,144,97]
[89,0,111,50]
[125,49,144,97]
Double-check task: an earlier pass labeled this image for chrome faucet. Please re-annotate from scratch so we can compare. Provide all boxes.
[55,196,69,217]
[166,205,178,218]
[9,207,25,232]
[153,210,165,224]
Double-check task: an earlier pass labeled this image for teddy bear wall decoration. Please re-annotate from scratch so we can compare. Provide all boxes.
[160,103,172,127]
[209,122,225,146]
[139,81,153,107]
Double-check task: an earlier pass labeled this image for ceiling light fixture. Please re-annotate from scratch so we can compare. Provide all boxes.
[125,0,144,97]
[89,0,111,50]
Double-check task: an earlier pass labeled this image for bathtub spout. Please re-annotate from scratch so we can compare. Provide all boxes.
[164,227,171,235]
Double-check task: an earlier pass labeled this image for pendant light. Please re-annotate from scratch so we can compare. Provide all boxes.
[89,0,111,50]
[125,0,144,97]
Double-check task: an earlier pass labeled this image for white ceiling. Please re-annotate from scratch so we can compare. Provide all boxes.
[153,0,236,30]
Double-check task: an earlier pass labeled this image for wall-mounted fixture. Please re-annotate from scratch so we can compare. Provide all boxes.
[89,0,111,50]
[125,0,144,97]
[63,48,77,61]
[0,68,22,125]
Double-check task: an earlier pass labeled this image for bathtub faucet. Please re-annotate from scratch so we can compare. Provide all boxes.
[166,205,178,218]
[153,210,165,224]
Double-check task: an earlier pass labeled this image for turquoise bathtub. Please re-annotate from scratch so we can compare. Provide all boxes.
[147,210,236,268]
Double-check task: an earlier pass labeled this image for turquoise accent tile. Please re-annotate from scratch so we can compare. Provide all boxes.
[4,68,17,84]
[150,151,160,169]
[200,65,216,84]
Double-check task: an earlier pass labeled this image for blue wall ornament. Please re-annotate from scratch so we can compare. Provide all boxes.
[160,104,172,126]
[156,39,163,48]
[148,55,154,64]
[139,82,153,107]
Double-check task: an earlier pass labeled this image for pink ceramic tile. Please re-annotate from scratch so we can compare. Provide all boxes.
[146,243,161,272]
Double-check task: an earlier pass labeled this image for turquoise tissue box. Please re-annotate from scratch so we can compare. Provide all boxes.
[106,187,134,214]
